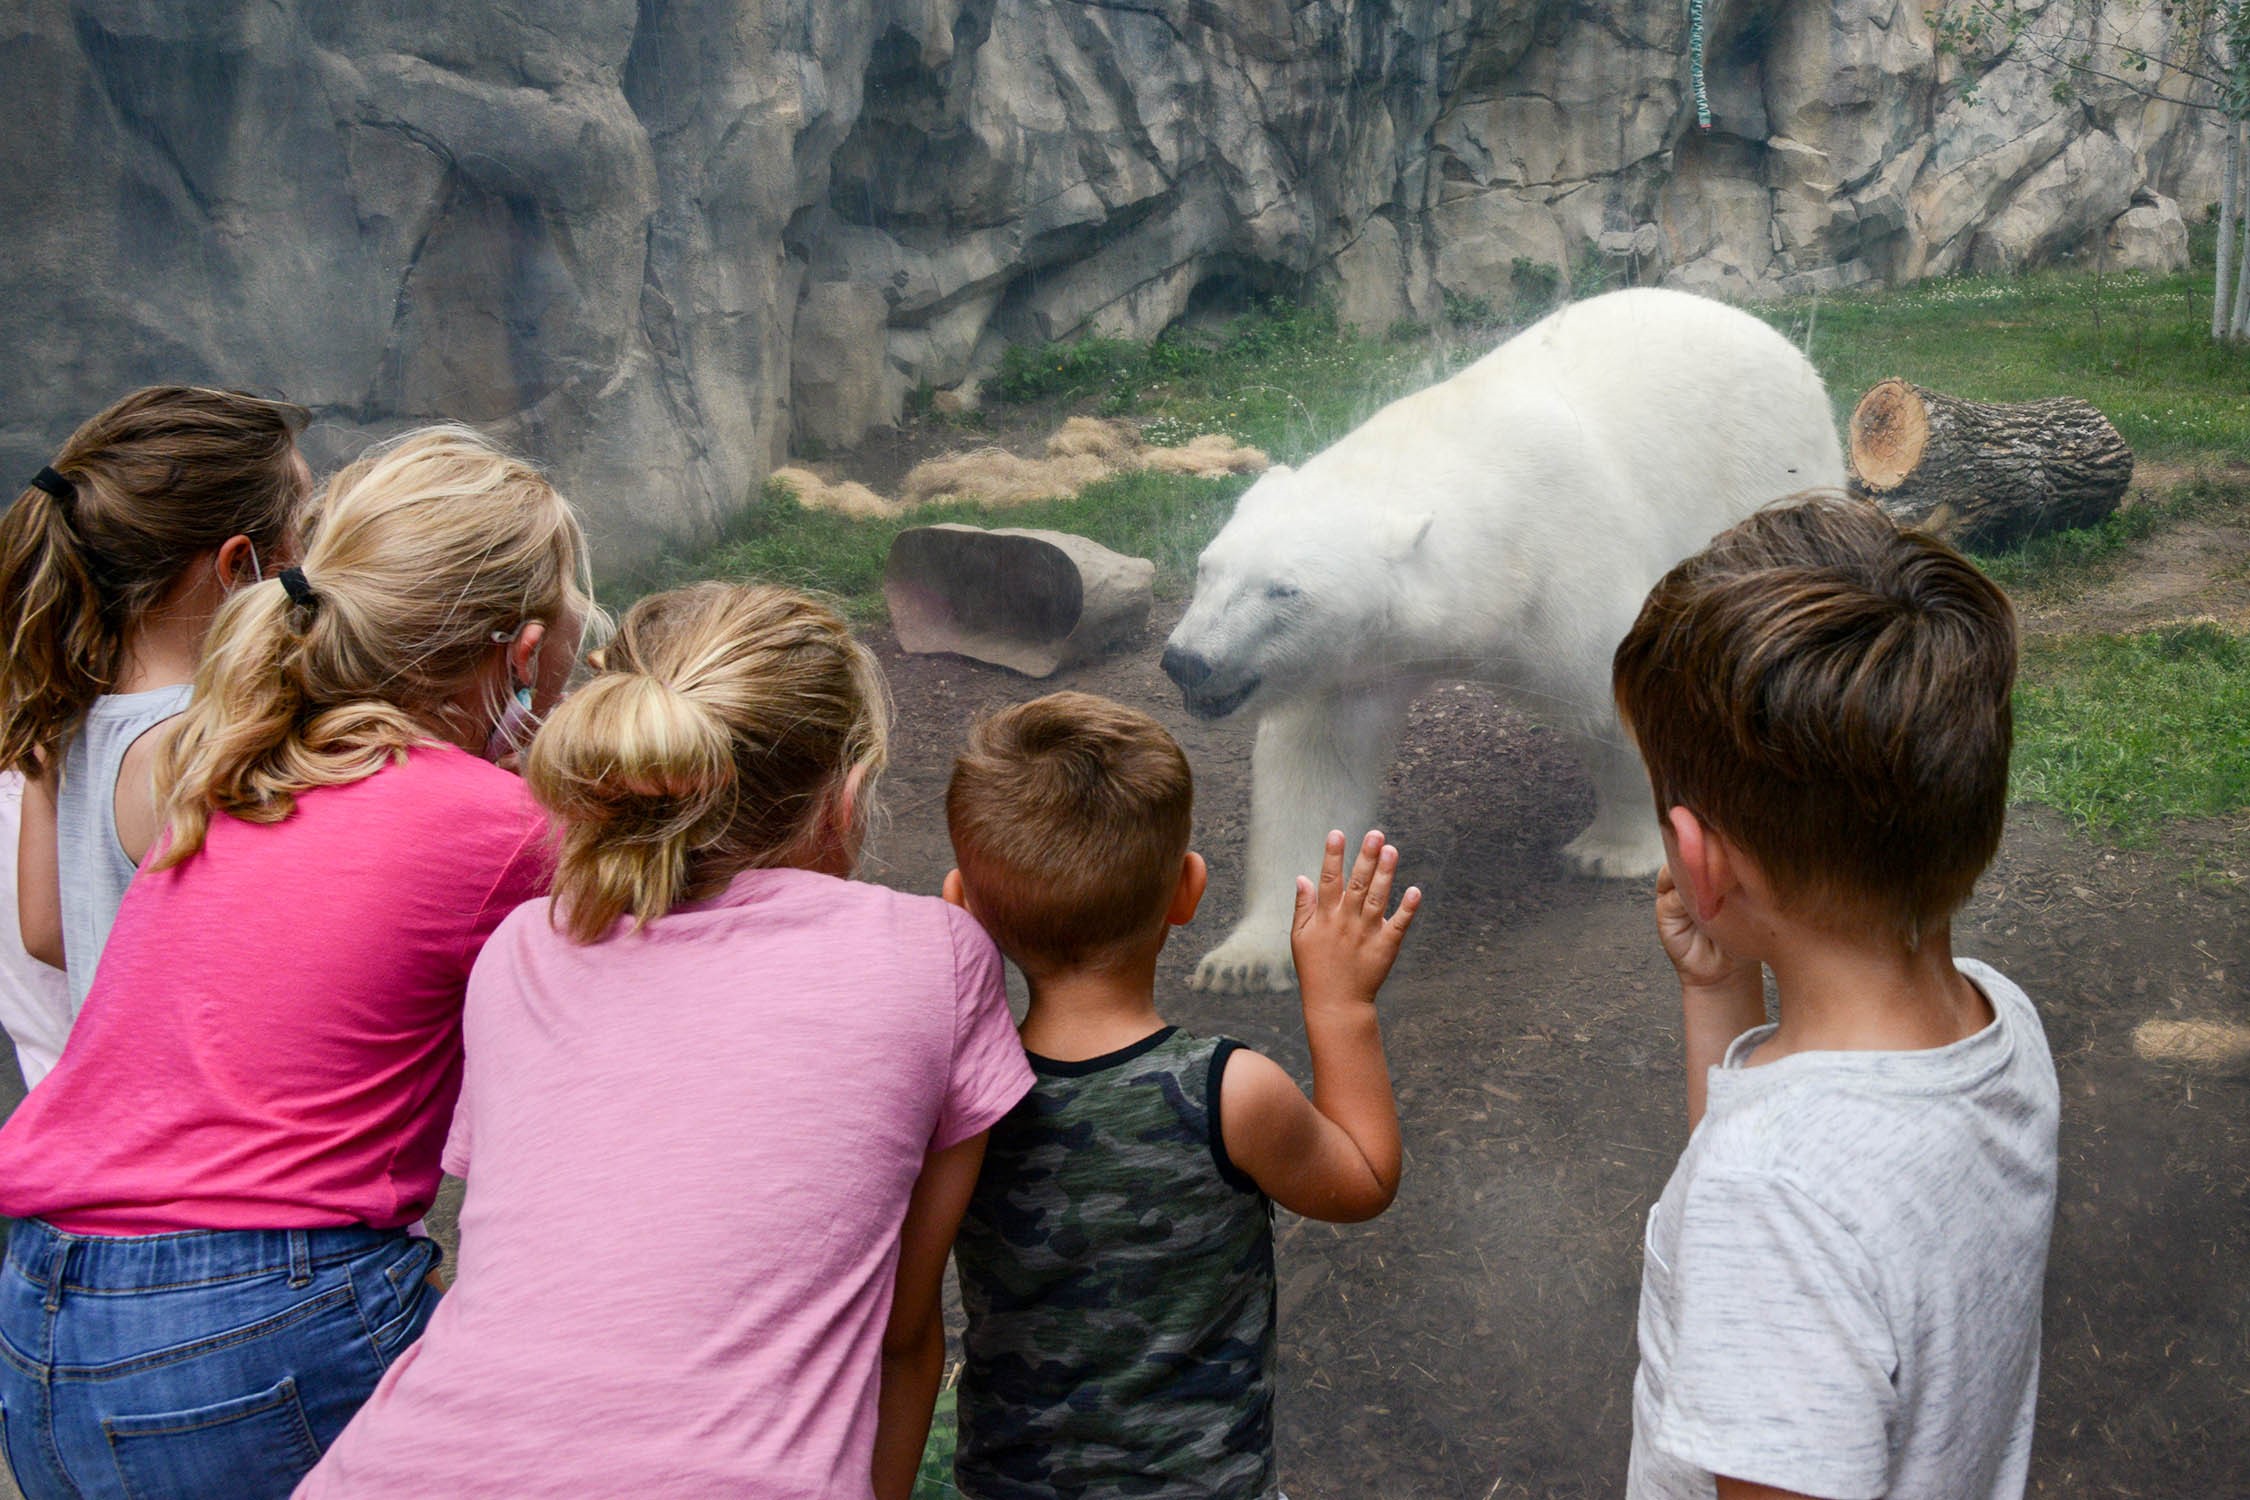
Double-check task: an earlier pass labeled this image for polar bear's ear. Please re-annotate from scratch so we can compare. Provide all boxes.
[1379,510,1435,560]
[1238,464,1292,509]
[1242,461,1296,512]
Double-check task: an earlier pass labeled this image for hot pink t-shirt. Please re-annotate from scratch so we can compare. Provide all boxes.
[299,868,1033,1500]
[0,745,550,1232]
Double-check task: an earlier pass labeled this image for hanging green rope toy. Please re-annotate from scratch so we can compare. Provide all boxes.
[1689,0,1712,131]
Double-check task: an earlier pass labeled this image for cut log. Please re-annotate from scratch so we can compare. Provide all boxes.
[1848,378,2134,549]
[884,525,1154,678]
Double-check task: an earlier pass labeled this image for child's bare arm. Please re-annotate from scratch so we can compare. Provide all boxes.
[1222,831,1418,1223]
[1716,1478,1818,1500]
[18,765,63,969]
[871,1131,988,1500]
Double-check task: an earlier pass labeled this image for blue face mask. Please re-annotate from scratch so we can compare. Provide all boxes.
[483,689,537,763]
[482,625,539,763]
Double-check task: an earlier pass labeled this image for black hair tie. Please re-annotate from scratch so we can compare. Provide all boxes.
[28,467,75,505]
[279,566,318,609]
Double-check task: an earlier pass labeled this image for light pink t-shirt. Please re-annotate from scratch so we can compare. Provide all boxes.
[0,745,550,1231]
[300,867,1033,1500]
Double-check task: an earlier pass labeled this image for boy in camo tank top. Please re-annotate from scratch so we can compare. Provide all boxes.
[944,692,1422,1500]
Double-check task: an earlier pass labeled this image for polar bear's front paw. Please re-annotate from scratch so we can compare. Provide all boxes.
[1189,931,1298,994]
[1562,825,1666,880]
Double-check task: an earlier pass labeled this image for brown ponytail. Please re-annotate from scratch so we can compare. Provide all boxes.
[0,386,309,774]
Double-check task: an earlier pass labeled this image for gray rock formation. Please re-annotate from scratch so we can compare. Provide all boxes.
[1,1,2229,561]
[2107,193,2192,274]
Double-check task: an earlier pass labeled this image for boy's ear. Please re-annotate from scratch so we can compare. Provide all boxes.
[941,869,968,910]
[1664,805,1736,925]
[1166,851,1208,926]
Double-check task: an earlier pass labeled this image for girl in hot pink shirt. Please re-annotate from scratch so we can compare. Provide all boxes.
[0,427,595,1500]
[301,583,1034,1500]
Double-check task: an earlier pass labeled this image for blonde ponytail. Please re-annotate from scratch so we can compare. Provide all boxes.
[527,582,889,943]
[151,424,595,866]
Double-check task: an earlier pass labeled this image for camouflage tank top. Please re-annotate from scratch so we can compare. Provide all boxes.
[955,1026,1278,1500]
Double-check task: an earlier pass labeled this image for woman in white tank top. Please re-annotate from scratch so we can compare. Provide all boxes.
[0,772,69,1086]
[0,387,312,1040]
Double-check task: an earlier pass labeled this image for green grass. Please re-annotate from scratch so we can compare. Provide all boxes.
[1971,477,2249,598]
[616,469,1255,623]
[993,298,1465,464]
[2013,623,2250,840]
[1760,265,2250,460]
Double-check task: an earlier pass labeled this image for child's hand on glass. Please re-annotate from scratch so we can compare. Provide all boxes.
[1653,863,1755,993]
[1290,830,1420,1008]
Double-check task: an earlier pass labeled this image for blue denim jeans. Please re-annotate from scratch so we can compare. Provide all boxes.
[0,1219,441,1499]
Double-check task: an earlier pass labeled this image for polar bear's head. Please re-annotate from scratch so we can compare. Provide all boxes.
[1162,466,1433,720]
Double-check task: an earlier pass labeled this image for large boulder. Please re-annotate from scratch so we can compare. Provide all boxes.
[1968,131,2139,274]
[2106,193,2191,275]
[791,284,893,454]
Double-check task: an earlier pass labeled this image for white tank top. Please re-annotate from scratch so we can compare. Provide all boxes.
[0,771,71,1085]
[56,684,193,1011]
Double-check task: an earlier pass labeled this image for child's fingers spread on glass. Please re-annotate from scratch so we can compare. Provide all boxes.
[1318,830,1347,894]
[1365,844,1397,915]
[1344,830,1383,900]
[1388,886,1422,936]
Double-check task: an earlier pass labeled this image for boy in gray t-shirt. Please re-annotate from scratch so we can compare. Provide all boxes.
[1611,495,2060,1500]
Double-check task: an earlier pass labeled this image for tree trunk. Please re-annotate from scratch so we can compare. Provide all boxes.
[1848,379,2135,549]
[884,524,1154,677]
[2217,121,2239,342]
[2234,123,2250,336]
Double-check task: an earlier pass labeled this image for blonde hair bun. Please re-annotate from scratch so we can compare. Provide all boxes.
[527,581,889,943]
[531,671,737,845]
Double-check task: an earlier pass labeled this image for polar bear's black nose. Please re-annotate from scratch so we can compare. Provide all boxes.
[1161,646,1212,689]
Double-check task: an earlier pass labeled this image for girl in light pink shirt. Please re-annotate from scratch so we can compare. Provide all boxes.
[301,582,1034,1500]
[0,427,595,1500]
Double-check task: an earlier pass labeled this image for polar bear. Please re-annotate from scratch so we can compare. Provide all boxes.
[1160,287,1845,993]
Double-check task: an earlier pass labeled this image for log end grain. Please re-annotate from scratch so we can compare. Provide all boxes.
[1848,377,1929,492]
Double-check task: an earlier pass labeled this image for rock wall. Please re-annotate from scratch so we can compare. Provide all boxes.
[1,1,2228,560]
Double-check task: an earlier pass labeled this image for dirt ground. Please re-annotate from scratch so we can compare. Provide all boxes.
[2016,459,2250,637]
[853,587,2248,1499]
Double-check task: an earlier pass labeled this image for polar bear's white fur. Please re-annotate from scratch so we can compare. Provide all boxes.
[1161,287,1845,993]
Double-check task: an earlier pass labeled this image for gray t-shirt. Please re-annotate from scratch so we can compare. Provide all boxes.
[1628,958,2059,1500]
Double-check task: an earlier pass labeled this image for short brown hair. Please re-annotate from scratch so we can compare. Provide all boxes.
[1612,492,2016,940]
[947,692,1193,971]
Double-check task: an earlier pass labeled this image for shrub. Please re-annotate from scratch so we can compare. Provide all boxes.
[1508,257,1562,320]
[1442,289,1495,327]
